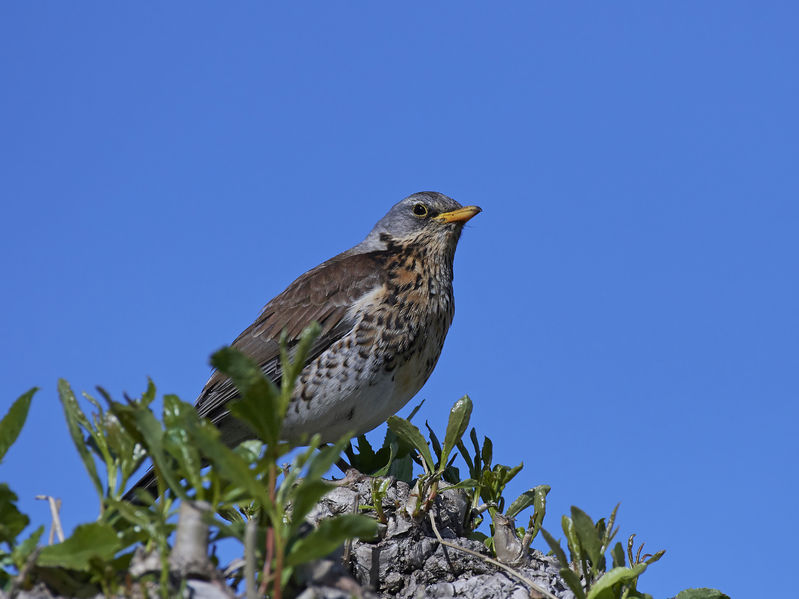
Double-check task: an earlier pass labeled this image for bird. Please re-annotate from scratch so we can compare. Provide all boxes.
[127,191,479,496]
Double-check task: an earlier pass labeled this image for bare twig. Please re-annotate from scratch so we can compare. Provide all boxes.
[244,519,257,599]
[169,500,214,577]
[35,495,64,543]
[427,511,558,599]
[342,492,360,565]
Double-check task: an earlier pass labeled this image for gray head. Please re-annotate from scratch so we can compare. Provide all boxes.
[356,192,481,253]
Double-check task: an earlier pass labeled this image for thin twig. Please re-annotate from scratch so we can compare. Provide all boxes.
[244,519,257,599]
[258,462,280,599]
[35,495,64,543]
[427,511,559,599]
[343,492,359,565]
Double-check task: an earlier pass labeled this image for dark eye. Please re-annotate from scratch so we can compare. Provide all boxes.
[412,203,429,217]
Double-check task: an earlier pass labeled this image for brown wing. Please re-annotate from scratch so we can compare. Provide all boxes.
[194,249,386,440]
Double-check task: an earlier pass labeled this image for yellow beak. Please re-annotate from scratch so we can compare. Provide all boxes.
[434,205,482,224]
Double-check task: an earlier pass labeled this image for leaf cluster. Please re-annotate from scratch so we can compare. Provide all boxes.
[542,504,669,599]
[0,325,730,599]
[0,325,376,598]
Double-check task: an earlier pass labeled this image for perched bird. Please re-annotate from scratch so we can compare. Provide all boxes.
[127,192,479,497]
[200,191,480,446]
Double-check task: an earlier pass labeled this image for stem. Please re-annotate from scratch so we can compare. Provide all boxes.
[258,461,282,599]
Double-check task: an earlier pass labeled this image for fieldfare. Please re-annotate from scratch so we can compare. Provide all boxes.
[199,191,481,447]
[127,192,479,497]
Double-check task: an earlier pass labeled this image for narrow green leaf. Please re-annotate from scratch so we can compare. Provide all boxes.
[425,422,443,462]
[285,514,377,566]
[162,394,204,493]
[386,416,434,471]
[559,567,587,599]
[186,418,270,508]
[604,502,620,548]
[11,525,44,569]
[58,380,103,498]
[455,439,474,475]
[214,347,282,446]
[506,484,549,520]
[279,443,320,505]
[611,541,625,568]
[480,435,493,469]
[140,378,157,407]
[562,515,580,564]
[306,435,350,481]
[443,478,478,491]
[571,506,603,567]
[440,395,472,470]
[372,440,397,477]
[37,522,121,570]
[405,400,425,422]
[111,400,186,500]
[0,388,36,462]
[585,564,647,599]
[541,528,569,571]
[387,451,413,483]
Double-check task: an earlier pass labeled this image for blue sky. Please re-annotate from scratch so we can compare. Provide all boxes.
[2,3,797,597]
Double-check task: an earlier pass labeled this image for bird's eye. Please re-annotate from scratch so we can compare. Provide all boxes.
[412,203,429,217]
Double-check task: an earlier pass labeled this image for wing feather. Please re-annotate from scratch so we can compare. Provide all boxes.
[194,249,386,440]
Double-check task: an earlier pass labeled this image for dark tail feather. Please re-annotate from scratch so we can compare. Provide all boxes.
[123,468,159,504]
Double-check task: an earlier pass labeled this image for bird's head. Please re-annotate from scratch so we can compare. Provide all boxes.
[358,192,481,254]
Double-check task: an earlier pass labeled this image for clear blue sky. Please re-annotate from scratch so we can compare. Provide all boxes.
[2,4,797,597]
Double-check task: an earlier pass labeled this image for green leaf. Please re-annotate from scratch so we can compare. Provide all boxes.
[288,480,334,532]
[611,541,625,568]
[387,451,413,483]
[541,528,569,571]
[405,400,425,421]
[585,564,647,599]
[0,388,36,462]
[455,438,474,475]
[58,380,104,499]
[443,478,478,491]
[0,483,30,546]
[37,522,122,570]
[285,514,377,566]
[214,347,282,447]
[440,395,472,470]
[645,548,666,565]
[480,435,493,469]
[306,436,350,481]
[506,485,549,519]
[187,418,271,507]
[674,589,731,599]
[110,398,186,500]
[559,567,587,599]
[562,515,580,564]
[11,525,44,569]
[386,416,434,472]
[162,394,204,492]
[571,506,603,567]
[372,440,398,477]
[425,422,443,462]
